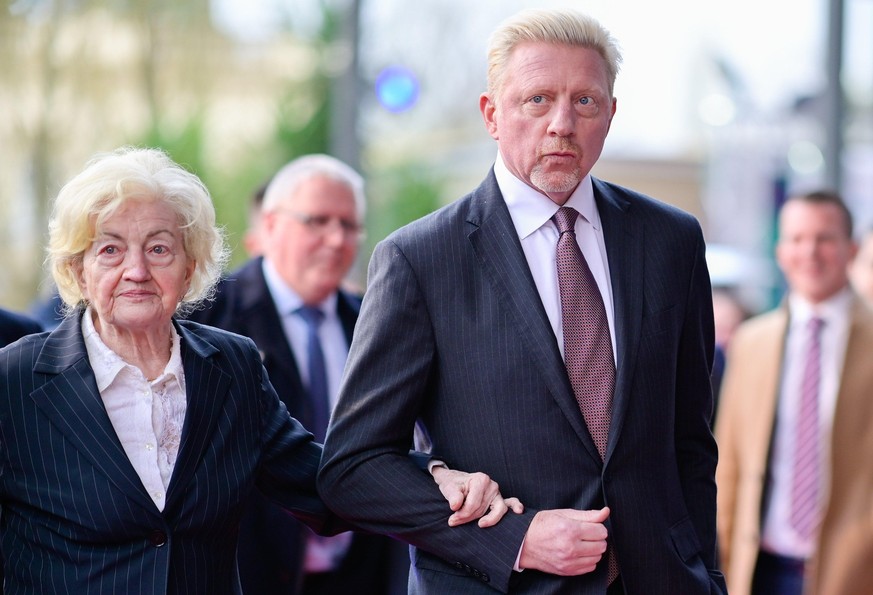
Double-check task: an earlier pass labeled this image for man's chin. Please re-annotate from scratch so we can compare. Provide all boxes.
[531,173,582,195]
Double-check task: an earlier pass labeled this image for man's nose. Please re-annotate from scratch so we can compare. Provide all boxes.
[547,102,576,136]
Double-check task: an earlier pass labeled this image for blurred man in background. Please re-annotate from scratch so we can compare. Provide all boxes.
[716,190,873,595]
[848,226,873,304]
[190,154,409,595]
[242,179,269,258]
[709,287,750,425]
[0,307,42,347]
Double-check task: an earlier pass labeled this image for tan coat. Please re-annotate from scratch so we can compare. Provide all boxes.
[715,295,873,595]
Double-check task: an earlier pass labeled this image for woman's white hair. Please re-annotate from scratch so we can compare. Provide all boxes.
[47,146,230,316]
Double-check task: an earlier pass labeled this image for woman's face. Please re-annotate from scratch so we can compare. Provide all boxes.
[75,199,195,337]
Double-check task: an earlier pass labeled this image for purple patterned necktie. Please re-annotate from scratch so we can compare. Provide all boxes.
[553,206,618,584]
[553,206,615,457]
[297,306,330,443]
[790,316,824,540]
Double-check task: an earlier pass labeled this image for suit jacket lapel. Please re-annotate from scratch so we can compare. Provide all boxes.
[336,290,362,346]
[467,171,601,460]
[593,178,642,461]
[237,260,306,406]
[29,314,158,514]
[832,296,873,447]
[164,321,230,512]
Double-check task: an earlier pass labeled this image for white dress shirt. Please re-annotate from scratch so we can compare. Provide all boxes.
[82,308,186,512]
[495,153,617,360]
[494,153,616,572]
[760,288,851,558]
[262,258,348,414]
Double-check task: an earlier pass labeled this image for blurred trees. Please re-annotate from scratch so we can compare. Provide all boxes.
[0,0,444,310]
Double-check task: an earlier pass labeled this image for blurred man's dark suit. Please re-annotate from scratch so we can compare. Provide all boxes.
[0,307,42,348]
[189,256,408,595]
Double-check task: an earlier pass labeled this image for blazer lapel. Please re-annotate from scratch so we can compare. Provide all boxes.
[29,315,158,514]
[164,322,230,512]
[467,171,601,461]
[593,179,642,461]
[336,289,362,346]
[238,261,306,401]
[831,296,873,452]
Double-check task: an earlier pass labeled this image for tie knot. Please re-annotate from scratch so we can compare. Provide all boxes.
[808,316,824,334]
[553,206,579,234]
[297,305,324,328]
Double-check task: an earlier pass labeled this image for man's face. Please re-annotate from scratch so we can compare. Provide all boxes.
[263,175,360,304]
[480,42,616,206]
[776,201,856,304]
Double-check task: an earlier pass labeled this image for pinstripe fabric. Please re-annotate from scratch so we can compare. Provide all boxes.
[320,172,726,594]
[0,313,333,594]
[187,258,409,595]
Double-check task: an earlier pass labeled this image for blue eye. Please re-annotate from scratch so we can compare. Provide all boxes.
[579,97,592,105]
[531,96,544,104]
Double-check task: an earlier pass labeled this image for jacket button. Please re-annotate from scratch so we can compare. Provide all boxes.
[149,530,167,547]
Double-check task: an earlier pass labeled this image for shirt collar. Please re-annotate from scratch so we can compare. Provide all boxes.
[787,286,853,328]
[81,307,183,391]
[261,257,338,318]
[494,152,600,240]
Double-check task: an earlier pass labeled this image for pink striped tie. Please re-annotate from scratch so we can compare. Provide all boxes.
[790,316,824,540]
[553,206,619,584]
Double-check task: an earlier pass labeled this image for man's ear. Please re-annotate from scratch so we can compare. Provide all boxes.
[479,93,499,140]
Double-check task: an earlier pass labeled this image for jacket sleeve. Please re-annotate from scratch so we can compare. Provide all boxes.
[318,237,533,593]
[251,344,350,536]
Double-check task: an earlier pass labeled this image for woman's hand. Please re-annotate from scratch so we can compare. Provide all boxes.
[431,465,524,527]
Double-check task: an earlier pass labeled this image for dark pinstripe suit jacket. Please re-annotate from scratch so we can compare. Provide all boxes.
[320,172,728,594]
[189,257,408,595]
[0,313,337,594]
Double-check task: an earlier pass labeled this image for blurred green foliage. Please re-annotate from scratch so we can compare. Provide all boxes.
[1,0,447,309]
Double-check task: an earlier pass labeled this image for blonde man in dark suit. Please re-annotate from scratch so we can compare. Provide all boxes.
[320,9,724,595]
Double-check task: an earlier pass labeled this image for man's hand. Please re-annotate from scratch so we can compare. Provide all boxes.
[518,507,610,575]
[431,466,524,527]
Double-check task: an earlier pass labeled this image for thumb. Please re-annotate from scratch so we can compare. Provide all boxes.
[564,506,610,524]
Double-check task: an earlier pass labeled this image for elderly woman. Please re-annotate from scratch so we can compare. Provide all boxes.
[0,147,514,594]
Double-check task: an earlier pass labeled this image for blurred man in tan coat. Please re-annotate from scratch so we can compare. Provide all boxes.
[849,227,873,304]
[716,190,873,595]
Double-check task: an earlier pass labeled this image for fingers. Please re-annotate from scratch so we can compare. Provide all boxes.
[445,485,466,513]
[447,472,495,525]
[432,467,525,527]
[518,508,611,575]
[432,467,466,511]
[476,497,508,528]
[504,497,525,514]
